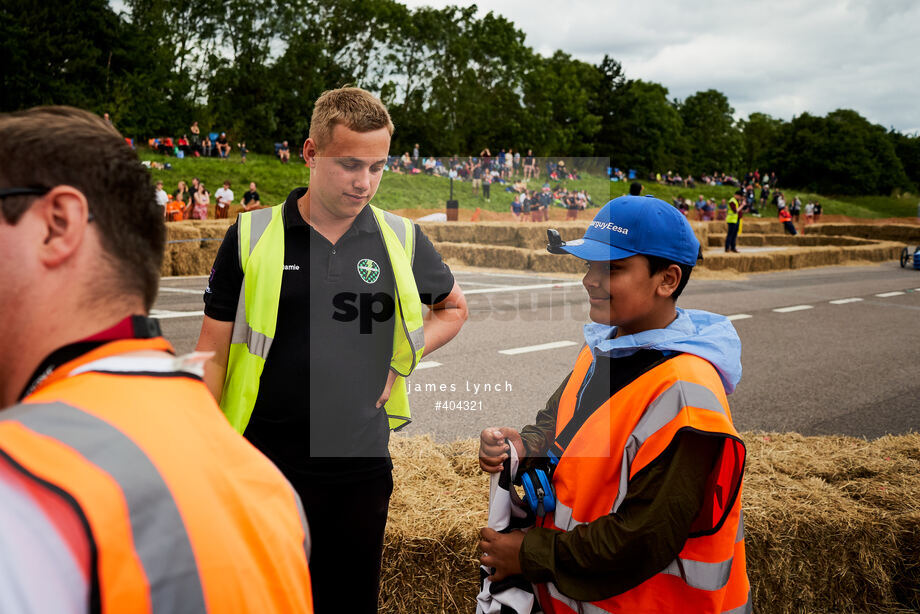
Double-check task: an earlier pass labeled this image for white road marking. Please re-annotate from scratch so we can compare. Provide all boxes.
[161,275,209,280]
[829,298,864,305]
[158,287,205,295]
[875,291,905,298]
[456,281,509,287]
[473,271,569,280]
[414,361,442,370]
[150,309,205,319]
[464,281,583,295]
[499,340,578,355]
[773,305,814,313]
[727,314,753,321]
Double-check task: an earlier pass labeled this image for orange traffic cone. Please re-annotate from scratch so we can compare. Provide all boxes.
[471,207,481,222]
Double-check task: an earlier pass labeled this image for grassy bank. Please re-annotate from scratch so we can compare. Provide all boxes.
[141,150,917,219]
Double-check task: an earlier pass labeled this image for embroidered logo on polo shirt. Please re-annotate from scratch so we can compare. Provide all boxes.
[357,258,380,284]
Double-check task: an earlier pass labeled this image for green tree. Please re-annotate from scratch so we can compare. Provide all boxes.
[590,55,626,158]
[772,110,911,194]
[739,112,784,173]
[889,131,920,192]
[605,80,684,175]
[522,51,601,156]
[678,89,742,176]
[1,0,115,111]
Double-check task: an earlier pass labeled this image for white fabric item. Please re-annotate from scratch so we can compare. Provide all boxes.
[155,188,169,207]
[0,476,88,614]
[476,445,540,614]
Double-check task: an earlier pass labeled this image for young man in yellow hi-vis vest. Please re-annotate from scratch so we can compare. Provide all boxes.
[196,87,468,612]
[478,196,749,613]
[0,107,313,613]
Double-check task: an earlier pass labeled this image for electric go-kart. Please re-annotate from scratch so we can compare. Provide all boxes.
[900,245,920,270]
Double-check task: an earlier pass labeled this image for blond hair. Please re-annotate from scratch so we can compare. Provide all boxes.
[309,87,394,151]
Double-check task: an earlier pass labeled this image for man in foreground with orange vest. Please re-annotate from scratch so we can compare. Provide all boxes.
[478,195,750,613]
[0,106,313,613]
[196,87,467,612]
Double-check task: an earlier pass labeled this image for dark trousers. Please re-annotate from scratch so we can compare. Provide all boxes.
[289,470,393,614]
[783,220,798,235]
[725,222,739,251]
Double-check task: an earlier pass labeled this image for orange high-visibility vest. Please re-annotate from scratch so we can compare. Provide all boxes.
[779,208,792,223]
[536,347,750,614]
[0,337,313,614]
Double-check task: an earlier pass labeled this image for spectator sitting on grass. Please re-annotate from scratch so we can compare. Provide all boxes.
[216,132,231,158]
[278,140,290,163]
[201,135,213,157]
[629,181,643,196]
[241,182,261,211]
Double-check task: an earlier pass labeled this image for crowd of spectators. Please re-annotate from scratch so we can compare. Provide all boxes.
[385,148,583,183]
[158,178,263,221]
[141,119,293,164]
[384,146,593,219]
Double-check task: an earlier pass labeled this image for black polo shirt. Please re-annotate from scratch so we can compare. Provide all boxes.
[204,187,455,483]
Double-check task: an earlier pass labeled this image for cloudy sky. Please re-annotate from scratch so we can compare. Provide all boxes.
[401,0,920,134]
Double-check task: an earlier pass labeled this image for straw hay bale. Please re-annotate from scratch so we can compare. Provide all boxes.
[530,250,589,274]
[432,242,532,270]
[381,436,486,613]
[422,223,480,245]
[381,433,920,613]
[807,224,920,244]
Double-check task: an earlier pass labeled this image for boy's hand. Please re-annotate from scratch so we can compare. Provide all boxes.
[479,527,525,581]
[479,427,524,473]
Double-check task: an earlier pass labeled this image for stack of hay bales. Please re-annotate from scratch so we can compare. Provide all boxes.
[162,220,231,276]
[806,224,920,244]
[381,433,920,613]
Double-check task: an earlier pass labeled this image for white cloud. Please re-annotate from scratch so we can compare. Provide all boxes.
[401,0,920,133]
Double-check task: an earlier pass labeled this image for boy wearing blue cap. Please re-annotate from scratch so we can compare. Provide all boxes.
[478,195,750,613]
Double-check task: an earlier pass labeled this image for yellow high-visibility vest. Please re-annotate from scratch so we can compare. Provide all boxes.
[220,204,425,433]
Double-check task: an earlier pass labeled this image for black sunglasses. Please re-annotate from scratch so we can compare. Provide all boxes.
[0,187,50,199]
[0,186,94,221]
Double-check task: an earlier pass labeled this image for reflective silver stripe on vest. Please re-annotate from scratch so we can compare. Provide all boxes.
[736,510,744,542]
[659,554,734,592]
[1,402,207,613]
[244,327,273,360]
[408,326,425,353]
[248,207,274,257]
[381,209,407,247]
[289,486,311,562]
[230,281,249,344]
[551,499,582,532]
[611,381,727,514]
[231,208,276,356]
[545,582,608,614]
[229,279,274,359]
[723,591,752,614]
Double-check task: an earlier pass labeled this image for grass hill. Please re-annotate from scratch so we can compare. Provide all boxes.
[142,150,918,219]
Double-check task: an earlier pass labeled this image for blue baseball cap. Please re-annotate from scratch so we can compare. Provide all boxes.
[549,195,700,266]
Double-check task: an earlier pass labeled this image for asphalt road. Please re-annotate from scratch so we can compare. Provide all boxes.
[153,262,920,442]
